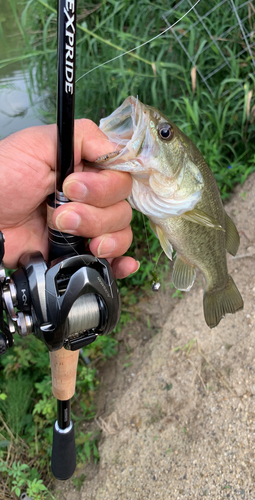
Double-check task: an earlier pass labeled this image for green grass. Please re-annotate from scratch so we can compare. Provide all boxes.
[0,334,104,498]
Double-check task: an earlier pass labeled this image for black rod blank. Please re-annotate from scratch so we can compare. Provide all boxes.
[47,0,84,261]
[56,0,76,196]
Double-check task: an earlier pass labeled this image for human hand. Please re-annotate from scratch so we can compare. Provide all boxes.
[0,119,138,278]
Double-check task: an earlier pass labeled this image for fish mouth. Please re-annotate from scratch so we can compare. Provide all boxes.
[98,96,151,164]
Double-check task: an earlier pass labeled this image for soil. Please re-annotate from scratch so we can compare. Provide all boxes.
[55,173,255,500]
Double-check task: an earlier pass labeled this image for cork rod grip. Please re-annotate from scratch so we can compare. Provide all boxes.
[49,348,79,400]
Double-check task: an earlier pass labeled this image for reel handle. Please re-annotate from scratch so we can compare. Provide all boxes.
[50,348,79,480]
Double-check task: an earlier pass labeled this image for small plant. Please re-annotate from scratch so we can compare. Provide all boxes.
[82,335,118,363]
[173,338,197,355]
[170,284,184,299]
[0,460,51,499]
[162,382,173,391]
[76,431,100,465]
[72,473,86,491]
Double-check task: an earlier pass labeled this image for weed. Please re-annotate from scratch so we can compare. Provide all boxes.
[162,383,173,391]
[0,332,110,497]
[170,283,184,299]
[173,338,197,355]
[0,460,52,500]
[76,431,100,464]
[147,316,151,331]
[225,343,233,350]
[72,473,86,491]
[147,402,166,425]
[82,335,118,363]
[123,362,132,368]
[0,413,53,500]
[205,384,215,391]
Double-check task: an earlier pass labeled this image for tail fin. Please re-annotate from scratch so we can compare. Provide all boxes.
[203,275,243,328]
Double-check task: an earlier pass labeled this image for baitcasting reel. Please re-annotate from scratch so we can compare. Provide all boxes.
[0,230,121,355]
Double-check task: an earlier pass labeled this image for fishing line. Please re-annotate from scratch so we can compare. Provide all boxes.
[142,213,152,262]
[75,0,202,84]
[141,213,162,291]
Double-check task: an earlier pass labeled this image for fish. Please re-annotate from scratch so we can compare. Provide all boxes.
[94,96,243,328]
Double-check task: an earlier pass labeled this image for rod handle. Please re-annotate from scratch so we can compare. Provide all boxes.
[51,420,76,480]
[49,348,79,400]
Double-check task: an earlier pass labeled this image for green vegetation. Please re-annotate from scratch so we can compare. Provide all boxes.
[0,334,106,498]
[0,0,255,498]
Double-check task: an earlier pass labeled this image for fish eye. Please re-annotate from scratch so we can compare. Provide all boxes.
[158,123,174,141]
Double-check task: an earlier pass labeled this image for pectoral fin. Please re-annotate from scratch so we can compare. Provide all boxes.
[149,221,157,238]
[182,208,225,231]
[172,255,196,291]
[150,222,173,260]
[225,213,240,256]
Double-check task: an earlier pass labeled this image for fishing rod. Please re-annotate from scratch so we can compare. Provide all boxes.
[48,1,80,479]
[0,0,120,481]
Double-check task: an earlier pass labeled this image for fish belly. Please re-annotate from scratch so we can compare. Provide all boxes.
[159,215,228,287]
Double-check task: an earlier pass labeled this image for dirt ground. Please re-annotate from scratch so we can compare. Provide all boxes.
[55,173,255,500]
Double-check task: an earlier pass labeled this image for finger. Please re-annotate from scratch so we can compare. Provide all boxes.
[110,257,140,279]
[9,119,118,174]
[74,118,118,163]
[52,200,132,238]
[89,226,133,258]
[63,170,132,207]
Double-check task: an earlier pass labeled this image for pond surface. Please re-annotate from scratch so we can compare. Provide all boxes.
[0,2,48,139]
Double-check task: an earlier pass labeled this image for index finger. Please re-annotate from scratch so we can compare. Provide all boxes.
[74,118,118,163]
[15,118,118,173]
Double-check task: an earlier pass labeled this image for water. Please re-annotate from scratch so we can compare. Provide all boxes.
[0,70,46,139]
[0,2,47,139]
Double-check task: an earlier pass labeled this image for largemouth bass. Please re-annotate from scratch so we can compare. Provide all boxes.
[95,96,243,328]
